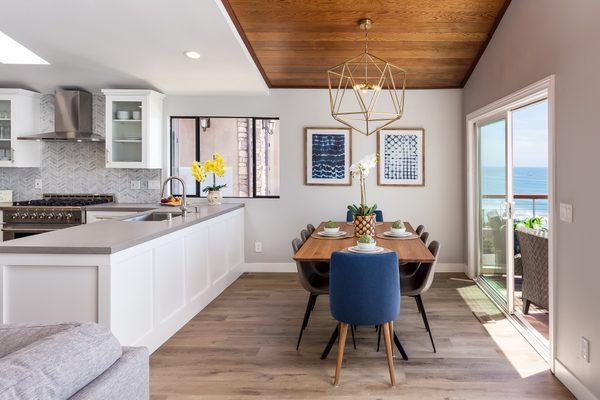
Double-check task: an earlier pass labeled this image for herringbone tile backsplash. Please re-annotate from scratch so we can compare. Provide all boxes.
[0,94,162,202]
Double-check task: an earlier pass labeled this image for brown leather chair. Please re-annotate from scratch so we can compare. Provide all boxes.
[292,238,329,350]
[420,231,429,245]
[400,241,440,352]
[415,225,425,235]
[300,229,311,243]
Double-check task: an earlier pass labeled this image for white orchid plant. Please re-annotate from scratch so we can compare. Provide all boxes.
[348,153,378,217]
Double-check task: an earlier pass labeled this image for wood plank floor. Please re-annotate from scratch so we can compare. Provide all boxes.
[150,273,573,399]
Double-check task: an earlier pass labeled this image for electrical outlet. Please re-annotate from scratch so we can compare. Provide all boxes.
[147,180,161,190]
[130,180,141,190]
[255,242,262,253]
[560,203,573,223]
[581,337,591,363]
[34,179,42,189]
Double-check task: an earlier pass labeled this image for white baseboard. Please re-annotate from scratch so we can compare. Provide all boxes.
[555,361,598,400]
[242,262,467,274]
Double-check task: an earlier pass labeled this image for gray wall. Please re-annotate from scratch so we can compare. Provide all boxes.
[463,1,599,396]
[165,89,464,265]
[0,94,161,202]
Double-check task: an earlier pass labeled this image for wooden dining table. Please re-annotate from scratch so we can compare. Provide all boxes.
[293,221,435,263]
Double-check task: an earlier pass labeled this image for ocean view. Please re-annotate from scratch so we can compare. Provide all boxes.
[482,166,549,219]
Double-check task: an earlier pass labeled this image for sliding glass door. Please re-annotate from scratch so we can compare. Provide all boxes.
[477,118,514,310]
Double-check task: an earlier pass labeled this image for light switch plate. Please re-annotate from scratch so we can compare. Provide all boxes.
[148,180,161,190]
[581,336,590,363]
[560,203,573,223]
[130,180,141,190]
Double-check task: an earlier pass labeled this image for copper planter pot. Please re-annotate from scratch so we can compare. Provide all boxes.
[353,214,376,237]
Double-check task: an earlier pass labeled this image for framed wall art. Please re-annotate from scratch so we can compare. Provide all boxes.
[304,127,352,186]
[377,128,425,186]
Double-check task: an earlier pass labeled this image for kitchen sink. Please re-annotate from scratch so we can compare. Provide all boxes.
[123,212,182,222]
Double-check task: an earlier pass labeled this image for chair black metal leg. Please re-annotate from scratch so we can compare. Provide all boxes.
[523,299,531,315]
[393,331,409,360]
[350,325,357,350]
[415,295,436,353]
[376,324,382,352]
[320,325,339,360]
[296,294,317,351]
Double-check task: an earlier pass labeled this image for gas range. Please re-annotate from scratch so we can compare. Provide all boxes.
[2,194,114,240]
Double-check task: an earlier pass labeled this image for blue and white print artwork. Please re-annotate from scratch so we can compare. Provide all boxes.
[378,129,424,186]
[305,128,351,185]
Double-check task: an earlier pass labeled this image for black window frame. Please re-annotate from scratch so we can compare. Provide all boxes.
[170,115,280,199]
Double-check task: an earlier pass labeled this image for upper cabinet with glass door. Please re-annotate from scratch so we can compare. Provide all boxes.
[102,89,164,168]
[0,89,41,168]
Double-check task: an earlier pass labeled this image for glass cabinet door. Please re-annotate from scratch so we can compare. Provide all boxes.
[111,100,142,163]
[0,100,12,162]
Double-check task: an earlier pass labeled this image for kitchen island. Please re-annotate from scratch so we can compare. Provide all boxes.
[0,203,244,353]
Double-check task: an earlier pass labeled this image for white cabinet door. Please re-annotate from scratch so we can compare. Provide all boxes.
[0,89,41,168]
[102,89,164,169]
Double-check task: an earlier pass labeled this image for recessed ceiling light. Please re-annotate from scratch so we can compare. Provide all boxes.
[0,30,49,65]
[184,50,201,60]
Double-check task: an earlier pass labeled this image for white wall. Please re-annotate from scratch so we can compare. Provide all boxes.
[464,1,599,398]
[164,89,464,265]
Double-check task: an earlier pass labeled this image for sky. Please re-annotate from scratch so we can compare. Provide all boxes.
[480,99,548,168]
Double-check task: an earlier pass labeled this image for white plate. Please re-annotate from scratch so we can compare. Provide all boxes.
[347,245,385,254]
[317,231,347,237]
[383,231,412,237]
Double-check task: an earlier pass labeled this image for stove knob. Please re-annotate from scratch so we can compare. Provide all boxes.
[30,212,38,219]
[21,212,28,219]
[55,212,63,220]
[46,213,54,220]
[65,213,73,220]
[12,212,20,220]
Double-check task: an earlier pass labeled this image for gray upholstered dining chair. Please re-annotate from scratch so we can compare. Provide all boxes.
[415,225,425,235]
[516,227,548,314]
[292,238,329,350]
[300,229,311,243]
[419,231,429,245]
[307,224,316,235]
[399,241,440,352]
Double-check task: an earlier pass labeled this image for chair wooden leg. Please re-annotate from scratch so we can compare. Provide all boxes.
[523,299,531,315]
[350,324,357,350]
[333,322,348,386]
[376,324,382,352]
[382,322,396,386]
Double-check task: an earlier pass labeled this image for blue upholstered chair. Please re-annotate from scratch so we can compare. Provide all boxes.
[346,210,384,222]
[329,251,401,386]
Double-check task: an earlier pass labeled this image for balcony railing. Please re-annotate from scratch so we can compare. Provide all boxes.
[481,194,549,219]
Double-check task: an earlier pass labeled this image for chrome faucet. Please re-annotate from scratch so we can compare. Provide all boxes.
[161,176,187,216]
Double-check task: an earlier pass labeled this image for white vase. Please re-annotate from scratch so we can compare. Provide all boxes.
[207,190,221,205]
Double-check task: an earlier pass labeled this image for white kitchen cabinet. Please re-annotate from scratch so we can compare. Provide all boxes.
[102,89,164,169]
[0,89,41,168]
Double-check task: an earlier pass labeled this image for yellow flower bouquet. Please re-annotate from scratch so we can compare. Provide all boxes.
[192,153,227,204]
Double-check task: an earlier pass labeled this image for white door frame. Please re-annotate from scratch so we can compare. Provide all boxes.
[466,75,556,371]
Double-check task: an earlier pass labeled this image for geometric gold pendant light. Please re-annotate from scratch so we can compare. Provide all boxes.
[327,19,407,136]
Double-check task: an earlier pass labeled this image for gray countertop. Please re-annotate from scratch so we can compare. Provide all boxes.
[85,203,164,212]
[0,203,244,255]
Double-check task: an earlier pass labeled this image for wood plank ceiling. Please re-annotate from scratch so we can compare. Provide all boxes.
[221,0,511,89]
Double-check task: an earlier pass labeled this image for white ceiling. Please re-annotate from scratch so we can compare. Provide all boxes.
[0,0,268,95]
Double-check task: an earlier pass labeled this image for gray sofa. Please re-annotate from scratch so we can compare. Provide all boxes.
[0,323,149,400]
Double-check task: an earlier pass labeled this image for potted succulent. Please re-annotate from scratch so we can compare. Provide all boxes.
[348,153,378,237]
[357,234,376,251]
[391,220,406,235]
[324,220,340,234]
[191,153,227,205]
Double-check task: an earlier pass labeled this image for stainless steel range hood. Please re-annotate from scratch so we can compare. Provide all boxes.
[18,90,105,142]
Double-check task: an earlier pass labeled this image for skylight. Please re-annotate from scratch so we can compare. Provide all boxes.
[0,30,49,65]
